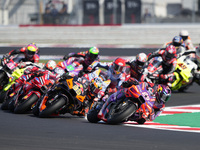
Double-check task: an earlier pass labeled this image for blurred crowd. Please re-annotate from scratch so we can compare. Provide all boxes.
[43,0,68,24]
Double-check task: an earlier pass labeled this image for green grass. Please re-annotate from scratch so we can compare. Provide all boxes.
[153,112,200,128]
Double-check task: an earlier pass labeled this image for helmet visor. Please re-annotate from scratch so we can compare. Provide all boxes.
[114,64,124,74]
[173,42,181,47]
[26,50,35,58]
[165,51,175,61]
[89,53,98,60]
[27,50,35,56]
[181,36,188,41]
[136,60,145,69]
[160,92,171,102]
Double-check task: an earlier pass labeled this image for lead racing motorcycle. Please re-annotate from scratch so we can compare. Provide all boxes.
[87,80,159,124]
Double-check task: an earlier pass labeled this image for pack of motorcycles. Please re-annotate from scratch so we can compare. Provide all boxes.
[0,48,198,125]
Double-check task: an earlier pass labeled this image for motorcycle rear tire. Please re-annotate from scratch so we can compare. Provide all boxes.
[14,93,38,114]
[107,100,137,124]
[39,97,66,118]
[87,109,100,123]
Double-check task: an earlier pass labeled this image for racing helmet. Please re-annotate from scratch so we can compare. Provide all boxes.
[26,43,38,59]
[112,57,126,75]
[179,30,189,41]
[172,36,183,47]
[155,85,171,103]
[163,45,176,65]
[86,47,99,61]
[45,60,57,71]
[135,53,147,73]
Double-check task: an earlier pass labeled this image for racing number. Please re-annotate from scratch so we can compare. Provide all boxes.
[178,63,187,69]
[73,85,81,95]
[142,92,150,101]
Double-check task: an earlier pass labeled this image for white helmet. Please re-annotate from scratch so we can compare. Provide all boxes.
[135,53,147,73]
[179,30,189,36]
[179,30,189,41]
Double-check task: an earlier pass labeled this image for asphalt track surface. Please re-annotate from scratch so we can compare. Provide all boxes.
[0,47,200,150]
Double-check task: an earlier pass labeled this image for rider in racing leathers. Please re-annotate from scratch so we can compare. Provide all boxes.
[6,43,40,63]
[126,52,148,81]
[63,47,100,75]
[179,30,194,50]
[88,57,130,94]
[147,45,177,87]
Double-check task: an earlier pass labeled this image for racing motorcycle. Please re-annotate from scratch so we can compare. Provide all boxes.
[0,62,43,104]
[8,70,55,113]
[171,55,198,92]
[87,81,156,124]
[1,73,30,110]
[33,74,86,117]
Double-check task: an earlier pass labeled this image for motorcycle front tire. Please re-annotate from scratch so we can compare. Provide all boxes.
[39,97,66,118]
[0,91,7,103]
[1,94,12,110]
[87,109,100,123]
[0,70,8,89]
[14,93,38,114]
[107,100,137,124]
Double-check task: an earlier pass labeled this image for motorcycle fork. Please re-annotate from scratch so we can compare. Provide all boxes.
[39,95,48,112]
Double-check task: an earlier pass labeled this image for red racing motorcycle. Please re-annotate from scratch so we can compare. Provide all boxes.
[8,70,55,113]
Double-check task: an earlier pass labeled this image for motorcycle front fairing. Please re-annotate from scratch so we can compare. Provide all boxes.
[171,55,197,91]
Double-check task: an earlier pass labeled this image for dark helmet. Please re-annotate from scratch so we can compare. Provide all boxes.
[172,36,183,47]
[86,47,99,61]
[135,53,147,73]
[163,45,176,65]
[112,57,126,75]
[155,85,171,103]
